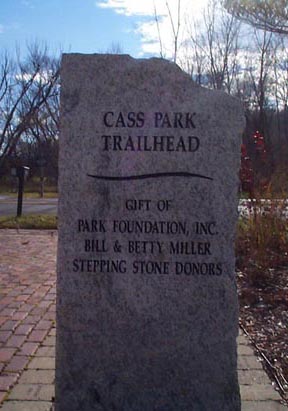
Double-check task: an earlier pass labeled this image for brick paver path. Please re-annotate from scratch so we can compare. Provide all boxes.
[0,230,287,411]
[0,230,56,410]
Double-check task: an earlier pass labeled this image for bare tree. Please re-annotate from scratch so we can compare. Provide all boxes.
[166,0,181,63]
[271,36,288,150]
[272,37,288,110]
[185,0,241,92]
[178,23,207,84]
[246,28,274,135]
[22,43,60,142]
[153,0,181,63]
[0,43,60,170]
[106,42,124,54]
[205,0,241,90]
[224,0,288,35]
[153,1,164,58]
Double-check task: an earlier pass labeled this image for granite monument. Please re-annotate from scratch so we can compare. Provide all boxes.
[56,54,245,411]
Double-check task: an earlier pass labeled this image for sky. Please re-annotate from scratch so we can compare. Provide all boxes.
[0,0,209,59]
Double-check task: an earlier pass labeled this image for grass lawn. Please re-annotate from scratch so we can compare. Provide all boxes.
[1,192,58,199]
[0,215,57,229]
[0,180,58,198]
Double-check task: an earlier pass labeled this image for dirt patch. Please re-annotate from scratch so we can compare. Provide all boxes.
[237,261,288,404]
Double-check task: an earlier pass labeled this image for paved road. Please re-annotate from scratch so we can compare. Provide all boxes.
[0,197,58,217]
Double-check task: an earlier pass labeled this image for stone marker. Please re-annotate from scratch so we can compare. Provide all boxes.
[56,54,245,411]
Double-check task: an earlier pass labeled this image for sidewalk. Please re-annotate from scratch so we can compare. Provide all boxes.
[0,230,287,411]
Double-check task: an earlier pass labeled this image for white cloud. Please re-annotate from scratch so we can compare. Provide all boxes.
[16,70,52,83]
[97,0,158,17]
[96,0,209,58]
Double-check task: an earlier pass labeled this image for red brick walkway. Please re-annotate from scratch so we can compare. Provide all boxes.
[0,230,286,411]
[0,230,56,407]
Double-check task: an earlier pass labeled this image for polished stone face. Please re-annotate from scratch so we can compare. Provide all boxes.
[56,54,245,411]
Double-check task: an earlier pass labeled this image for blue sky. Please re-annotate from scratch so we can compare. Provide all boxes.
[0,0,208,59]
[0,0,145,56]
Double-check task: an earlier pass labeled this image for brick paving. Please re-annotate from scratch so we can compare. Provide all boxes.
[0,230,287,410]
[0,230,56,410]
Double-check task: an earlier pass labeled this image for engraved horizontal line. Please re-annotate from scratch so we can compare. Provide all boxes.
[87,172,213,181]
